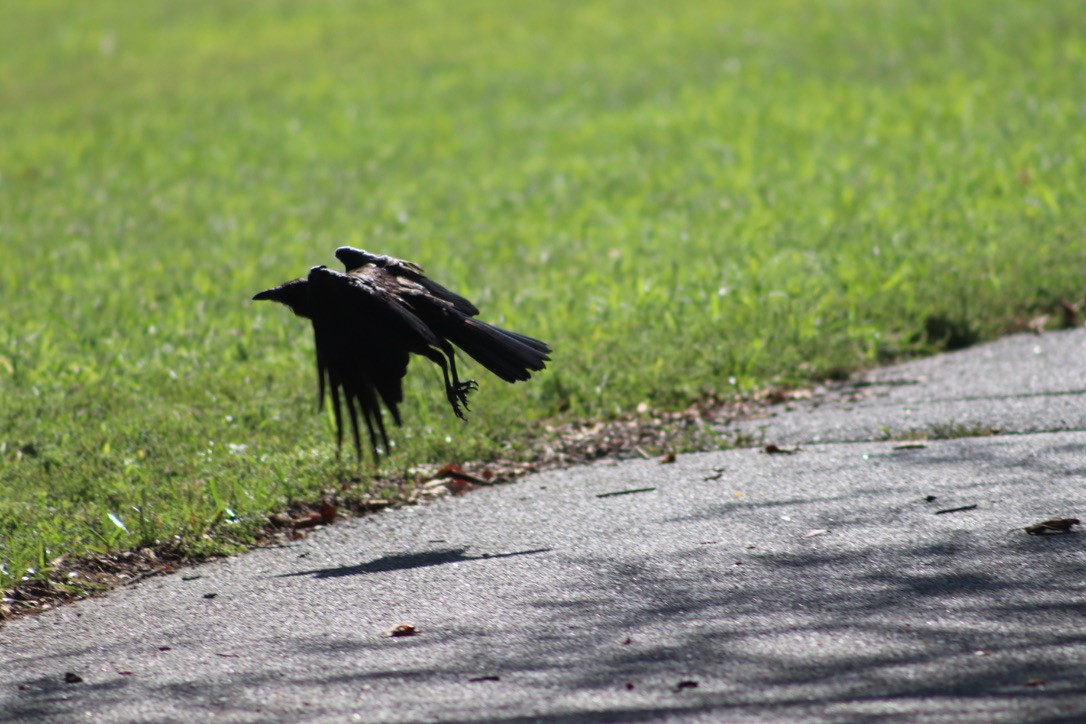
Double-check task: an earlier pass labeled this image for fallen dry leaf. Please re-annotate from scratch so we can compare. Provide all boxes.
[291,513,322,528]
[444,478,472,494]
[291,504,337,529]
[385,624,418,638]
[1026,677,1046,687]
[763,444,799,455]
[1025,517,1080,535]
[659,452,676,464]
[676,680,699,690]
[435,462,465,478]
[434,463,491,486]
[269,512,293,527]
[802,529,830,539]
[64,672,83,684]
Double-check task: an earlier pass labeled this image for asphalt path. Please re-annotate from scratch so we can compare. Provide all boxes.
[3,329,1086,722]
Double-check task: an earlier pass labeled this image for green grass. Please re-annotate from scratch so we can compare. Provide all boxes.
[2,0,1085,590]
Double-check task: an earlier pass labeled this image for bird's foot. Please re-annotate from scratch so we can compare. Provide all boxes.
[449,380,478,420]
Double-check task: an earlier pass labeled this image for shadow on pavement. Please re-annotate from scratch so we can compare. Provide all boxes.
[7,529,1084,721]
[276,547,552,579]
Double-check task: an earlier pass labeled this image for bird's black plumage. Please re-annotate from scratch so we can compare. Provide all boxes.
[253,248,551,461]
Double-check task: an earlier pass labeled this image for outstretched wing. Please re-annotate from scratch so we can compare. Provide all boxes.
[338,249,551,385]
[335,246,480,316]
[306,265,439,461]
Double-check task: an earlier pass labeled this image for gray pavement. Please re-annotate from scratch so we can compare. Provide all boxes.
[3,329,1086,722]
[726,327,1086,445]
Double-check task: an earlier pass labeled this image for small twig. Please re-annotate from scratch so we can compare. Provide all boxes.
[595,487,657,499]
[763,444,799,455]
[934,504,978,515]
[433,466,493,486]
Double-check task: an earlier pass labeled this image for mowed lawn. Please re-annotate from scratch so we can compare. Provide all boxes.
[1,0,1084,590]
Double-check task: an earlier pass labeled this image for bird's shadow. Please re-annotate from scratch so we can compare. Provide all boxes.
[276,546,552,579]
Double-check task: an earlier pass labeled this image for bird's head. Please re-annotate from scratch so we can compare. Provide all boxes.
[335,246,378,270]
[252,277,311,319]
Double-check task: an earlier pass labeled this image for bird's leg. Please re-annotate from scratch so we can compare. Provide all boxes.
[440,341,478,411]
[420,345,475,420]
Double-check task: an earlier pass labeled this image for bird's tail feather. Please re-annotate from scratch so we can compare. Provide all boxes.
[448,319,550,382]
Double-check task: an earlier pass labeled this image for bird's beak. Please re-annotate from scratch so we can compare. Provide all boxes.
[252,288,277,301]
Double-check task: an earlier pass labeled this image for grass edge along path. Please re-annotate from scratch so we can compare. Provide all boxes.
[0,386,773,623]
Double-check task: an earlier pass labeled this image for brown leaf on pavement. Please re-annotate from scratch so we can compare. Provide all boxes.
[292,504,337,529]
[432,463,493,494]
[1025,518,1080,535]
[384,623,418,637]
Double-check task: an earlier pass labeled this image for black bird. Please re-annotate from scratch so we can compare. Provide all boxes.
[253,247,551,462]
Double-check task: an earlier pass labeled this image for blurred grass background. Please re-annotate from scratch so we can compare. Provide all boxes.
[2,0,1084,588]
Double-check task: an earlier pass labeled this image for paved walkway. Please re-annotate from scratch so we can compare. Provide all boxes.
[3,330,1085,722]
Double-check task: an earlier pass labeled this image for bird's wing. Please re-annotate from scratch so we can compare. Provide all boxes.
[355,263,552,384]
[306,265,438,460]
[335,246,480,316]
